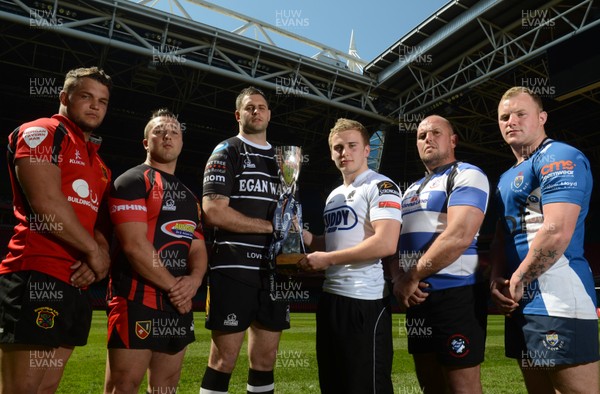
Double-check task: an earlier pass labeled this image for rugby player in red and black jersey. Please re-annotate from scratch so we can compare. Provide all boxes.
[199,87,288,394]
[104,109,207,394]
[0,67,113,393]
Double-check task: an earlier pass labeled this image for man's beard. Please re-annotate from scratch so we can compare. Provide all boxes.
[243,122,266,134]
[421,150,449,169]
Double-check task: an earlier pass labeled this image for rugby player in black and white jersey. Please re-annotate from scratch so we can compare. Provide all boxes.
[199,87,288,394]
[299,118,402,394]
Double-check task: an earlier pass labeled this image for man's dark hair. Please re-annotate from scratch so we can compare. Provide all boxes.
[235,86,268,110]
[63,66,113,93]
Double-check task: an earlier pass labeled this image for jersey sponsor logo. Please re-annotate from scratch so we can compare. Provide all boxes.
[545,180,578,190]
[239,178,279,194]
[161,220,196,239]
[246,251,263,260]
[211,141,229,154]
[135,320,151,339]
[110,203,147,213]
[324,206,358,232]
[22,126,48,148]
[377,181,400,197]
[205,160,227,174]
[447,333,470,358]
[378,201,401,209]
[34,307,59,329]
[72,179,90,198]
[69,179,99,212]
[402,193,428,212]
[204,174,226,184]
[223,313,239,327]
[540,160,574,175]
[346,190,356,200]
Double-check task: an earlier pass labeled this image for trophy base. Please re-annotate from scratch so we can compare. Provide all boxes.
[276,253,306,265]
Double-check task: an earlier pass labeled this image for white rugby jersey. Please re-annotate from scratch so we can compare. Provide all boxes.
[323,169,402,300]
[400,161,489,291]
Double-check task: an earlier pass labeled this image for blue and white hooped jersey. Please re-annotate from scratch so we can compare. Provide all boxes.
[496,139,596,319]
[400,161,489,291]
[323,169,402,300]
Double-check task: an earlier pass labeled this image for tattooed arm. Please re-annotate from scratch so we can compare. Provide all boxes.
[509,202,580,302]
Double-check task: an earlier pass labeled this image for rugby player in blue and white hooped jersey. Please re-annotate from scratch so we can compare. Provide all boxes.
[392,115,489,394]
[490,87,599,393]
[299,118,402,394]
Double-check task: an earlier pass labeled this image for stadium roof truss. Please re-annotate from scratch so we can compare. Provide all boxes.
[364,0,600,180]
[0,0,386,121]
[370,0,599,116]
[136,0,367,73]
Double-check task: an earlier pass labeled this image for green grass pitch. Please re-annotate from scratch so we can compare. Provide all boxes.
[57,311,537,393]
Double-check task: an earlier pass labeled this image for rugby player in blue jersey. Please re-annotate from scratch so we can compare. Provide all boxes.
[491,86,599,393]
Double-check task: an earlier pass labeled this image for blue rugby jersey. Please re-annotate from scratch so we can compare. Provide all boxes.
[400,161,489,291]
[496,139,596,318]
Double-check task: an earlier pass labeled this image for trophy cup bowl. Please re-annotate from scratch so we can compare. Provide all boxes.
[274,146,305,265]
[275,146,302,195]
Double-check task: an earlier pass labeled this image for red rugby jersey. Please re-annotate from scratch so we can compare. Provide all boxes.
[1,114,111,284]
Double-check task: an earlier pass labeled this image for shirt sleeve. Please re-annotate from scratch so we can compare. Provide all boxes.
[368,178,403,223]
[13,120,62,164]
[448,165,489,214]
[536,143,590,207]
[109,169,149,225]
[202,140,237,198]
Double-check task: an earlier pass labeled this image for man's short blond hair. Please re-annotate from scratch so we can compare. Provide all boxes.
[328,118,369,147]
[500,86,544,111]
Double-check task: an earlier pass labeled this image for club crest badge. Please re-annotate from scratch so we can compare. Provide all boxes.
[34,307,59,329]
[135,320,151,340]
[447,334,470,358]
[542,330,564,351]
[513,172,524,189]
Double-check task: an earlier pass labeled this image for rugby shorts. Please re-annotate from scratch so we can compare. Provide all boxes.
[0,270,92,347]
[316,292,393,394]
[406,282,488,366]
[505,312,600,366]
[107,296,195,353]
[204,269,290,332]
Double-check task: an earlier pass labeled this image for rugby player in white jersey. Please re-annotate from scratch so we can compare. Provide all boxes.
[299,118,402,394]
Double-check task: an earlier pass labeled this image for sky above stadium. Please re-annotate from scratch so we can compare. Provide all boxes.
[139,0,450,63]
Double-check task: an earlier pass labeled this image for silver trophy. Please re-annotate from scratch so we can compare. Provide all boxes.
[274,146,305,265]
